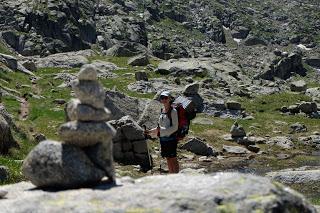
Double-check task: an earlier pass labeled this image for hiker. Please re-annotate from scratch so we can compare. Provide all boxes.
[145,91,180,174]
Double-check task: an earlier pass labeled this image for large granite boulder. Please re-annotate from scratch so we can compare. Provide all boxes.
[0,173,316,212]
[0,114,18,154]
[22,140,105,188]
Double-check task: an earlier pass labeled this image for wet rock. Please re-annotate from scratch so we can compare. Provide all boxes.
[180,137,218,156]
[22,140,105,188]
[290,80,307,92]
[266,136,294,149]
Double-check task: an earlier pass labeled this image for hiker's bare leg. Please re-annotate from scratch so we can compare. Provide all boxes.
[171,157,179,173]
[166,158,173,173]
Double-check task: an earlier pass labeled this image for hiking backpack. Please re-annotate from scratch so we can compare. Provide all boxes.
[167,96,197,141]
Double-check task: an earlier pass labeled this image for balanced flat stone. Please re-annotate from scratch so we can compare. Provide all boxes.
[78,64,98,81]
[59,121,115,147]
[71,80,105,109]
[66,99,111,121]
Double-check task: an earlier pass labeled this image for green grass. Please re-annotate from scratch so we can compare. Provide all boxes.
[0,41,12,55]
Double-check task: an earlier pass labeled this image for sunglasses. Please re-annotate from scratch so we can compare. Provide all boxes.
[160,95,168,100]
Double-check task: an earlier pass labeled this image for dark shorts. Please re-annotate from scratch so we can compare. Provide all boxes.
[160,137,178,158]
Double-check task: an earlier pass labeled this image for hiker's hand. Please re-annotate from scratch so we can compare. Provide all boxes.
[146,128,158,136]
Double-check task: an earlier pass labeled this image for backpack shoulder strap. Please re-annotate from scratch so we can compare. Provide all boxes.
[168,106,173,127]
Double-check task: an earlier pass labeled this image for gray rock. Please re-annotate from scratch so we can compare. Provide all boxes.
[230,121,246,138]
[298,135,320,149]
[266,167,320,184]
[35,50,92,68]
[243,35,267,46]
[21,60,37,72]
[255,53,305,80]
[290,80,307,92]
[0,115,18,154]
[0,166,9,182]
[298,102,318,114]
[288,104,300,114]
[85,142,115,181]
[290,123,307,133]
[157,58,209,77]
[223,145,251,155]
[22,140,105,188]
[247,145,260,153]
[226,100,242,110]
[105,90,148,121]
[183,82,200,95]
[90,60,118,79]
[0,53,34,75]
[71,80,105,109]
[78,64,97,81]
[266,136,294,149]
[135,71,148,81]
[110,116,145,141]
[231,26,250,39]
[33,133,46,143]
[66,99,111,122]
[0,173,317,212]
[137,99,162,128]
[0,189,8,199]
[306,87,320,99]
[127,81,156,94]
[105,42,147,57]
[128,54,149,66]
[59,121,115,147]
[180,137,218,156]
[305,57,320,68]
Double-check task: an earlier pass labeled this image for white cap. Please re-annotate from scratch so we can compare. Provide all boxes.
[160,91,171,97]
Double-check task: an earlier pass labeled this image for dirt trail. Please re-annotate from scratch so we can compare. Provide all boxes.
[18,96,29,120]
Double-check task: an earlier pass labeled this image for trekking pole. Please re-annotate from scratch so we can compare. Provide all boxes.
[157,123,162,175]
[143,125,153,174]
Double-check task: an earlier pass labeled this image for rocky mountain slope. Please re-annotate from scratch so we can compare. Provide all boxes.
[0,0,320,211]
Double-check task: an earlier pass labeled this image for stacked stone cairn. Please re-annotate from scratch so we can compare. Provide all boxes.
[22,65,116,188]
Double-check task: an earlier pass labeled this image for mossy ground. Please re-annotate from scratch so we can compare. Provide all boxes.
[0,53,319,205]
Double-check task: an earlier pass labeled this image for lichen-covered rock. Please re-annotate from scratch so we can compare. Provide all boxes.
[22,140,105,188]
[0,173,317,212]
[59,121,115,147]
[180,137,217,156]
